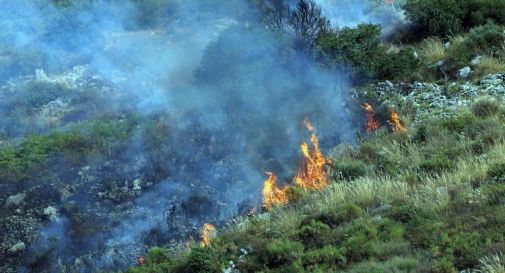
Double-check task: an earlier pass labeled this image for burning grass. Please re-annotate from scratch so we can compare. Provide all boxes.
[294,119,328,190]
[262,172,289,210]
[126,98,505,273]
[389,111,407,133]
[262,118,329,209]
[361,103,380,133]
[200,223,216,247]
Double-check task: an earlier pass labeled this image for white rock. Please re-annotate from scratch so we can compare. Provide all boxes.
[8,242,26,254]
[132,178,142,191]
[458,67,472,78]
[43,206,59,222]
[5,193,26,207]
[470,56,482,65]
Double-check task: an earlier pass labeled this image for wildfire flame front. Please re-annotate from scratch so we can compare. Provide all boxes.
[200,223,216,247]
[361,103,380,133]
[294,119,328,190]
[389,111,407,132]
[262,172,289,210]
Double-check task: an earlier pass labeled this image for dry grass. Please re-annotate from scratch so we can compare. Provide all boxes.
[474,56,505,79]
[418,37,445,64]
[475,252,505,273]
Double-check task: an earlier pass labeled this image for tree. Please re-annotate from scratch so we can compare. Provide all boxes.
[289,0,329,51]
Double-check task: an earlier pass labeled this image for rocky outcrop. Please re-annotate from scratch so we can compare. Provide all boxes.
[358,73,505,124]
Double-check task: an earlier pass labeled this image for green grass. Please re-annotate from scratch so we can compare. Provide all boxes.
[121,98,505,273]
[0,116,138,182]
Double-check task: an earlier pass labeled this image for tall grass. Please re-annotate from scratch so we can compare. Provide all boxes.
[474,56,505,79]
[418,37,445,64]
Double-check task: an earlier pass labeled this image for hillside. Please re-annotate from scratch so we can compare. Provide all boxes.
[1,1,505,273]
[122,75,505,273]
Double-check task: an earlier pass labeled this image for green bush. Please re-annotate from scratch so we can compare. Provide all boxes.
[316,24,419,82]
[487,162,505,183]
[301,246,347,270]
[0,133,88,181]
[146,247,169,264]
[471,97,502,118]
[419,154,455,173]
[331,160,367,180]
[467,0,505,26]
[298,219,332,248]
[262,239,304,268]
[183,247,222,273]
[404,0,505,38]
[445,24,505,71]
[483,183,505,205]
[430,258,458,273]
[314,203,364,227]
[441,112,477,133]
[404,0,468,37]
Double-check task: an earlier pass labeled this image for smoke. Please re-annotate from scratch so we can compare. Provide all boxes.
[313,0,406,35]
[0,0,393,272]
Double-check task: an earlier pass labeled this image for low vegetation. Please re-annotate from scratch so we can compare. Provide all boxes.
[119,98,505,273]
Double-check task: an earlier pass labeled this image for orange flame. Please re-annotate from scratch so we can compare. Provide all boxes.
[389,111,407,132]
[262,172,289,209]
[294,119,328,190]
[200,223,216,247]
[361,103,380,133]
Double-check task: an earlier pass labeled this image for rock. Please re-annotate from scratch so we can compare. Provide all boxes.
[132,178,142,191]
[5,193,26,208]
[8,242,26,254]
[470,56,482,65]
[43,206,59,222]
[481,74,504,86]
[458,66,472,78]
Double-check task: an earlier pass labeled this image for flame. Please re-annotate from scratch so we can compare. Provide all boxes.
[262,172,289,209]
[389,111,407,132]
[137,256,145,266]
[294,119,328,190]
[361,103,380,133]
[200,223,216,247]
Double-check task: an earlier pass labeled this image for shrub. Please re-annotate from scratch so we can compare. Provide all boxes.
[404,0,468,37]
[445,24,505,72]
[430,258,458,273]
[316,24,419,82]
[441,111,476,133]
[472,98,502,118]
[298,219,332,248]
[183,247,221,273]
[474,56,505,79]
[285,186,305,204]
[146,247,169,264]
[302,246,347,270]
[262,239,304,268]
[314,203,364,227]
[331,160,367,180]
[0,133,88,181]
[419,154,455,173]
[487,162,505,183]
[467,0,505,27]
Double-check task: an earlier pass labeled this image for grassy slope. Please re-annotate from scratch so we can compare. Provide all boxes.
[123,98,505,273]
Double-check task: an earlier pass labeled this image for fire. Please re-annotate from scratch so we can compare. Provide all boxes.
[389,111,407,132]
[361,103,380,133]
[294,119,328,190]
[200,223,216,247]
[262,172,289,209]
[137,256,145,266]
